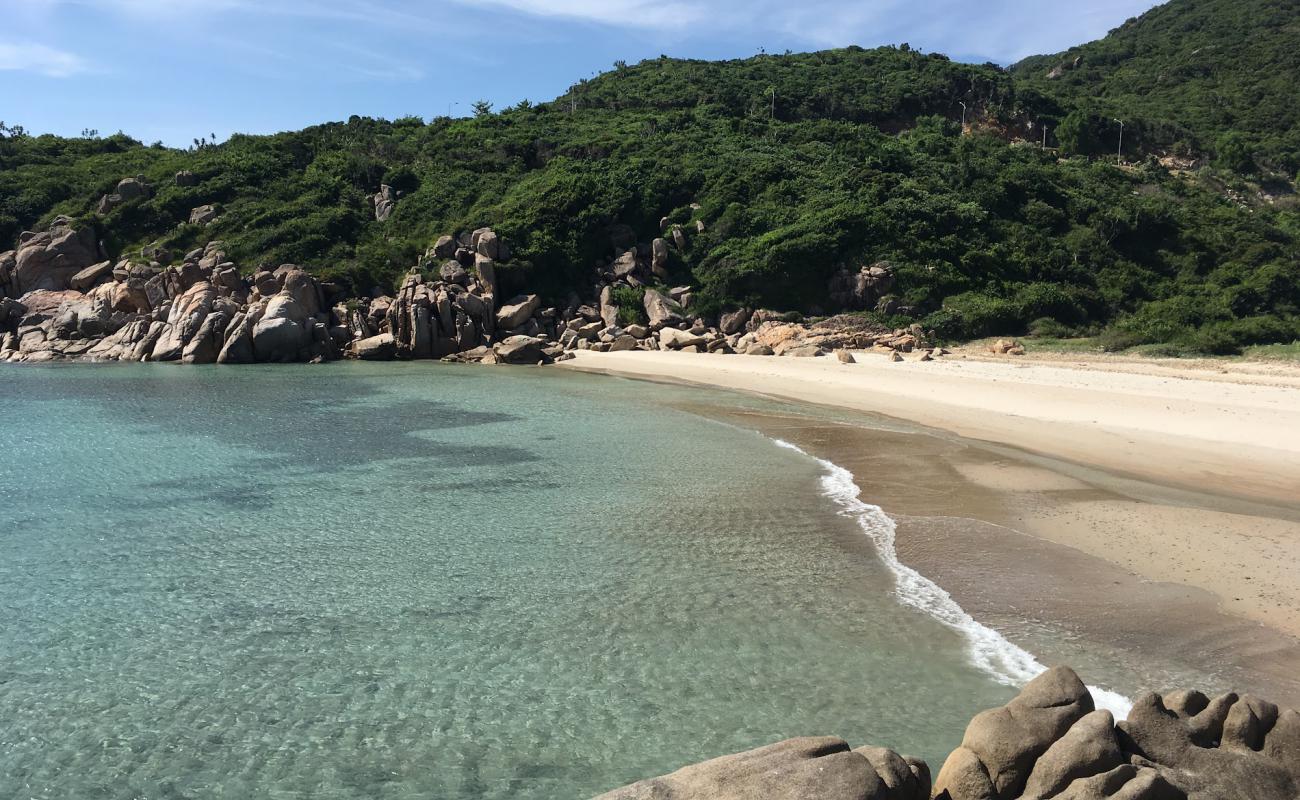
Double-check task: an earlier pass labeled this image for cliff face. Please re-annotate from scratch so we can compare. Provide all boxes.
[593,667,1300,800]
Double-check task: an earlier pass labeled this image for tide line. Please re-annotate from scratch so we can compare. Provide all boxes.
[771,438,1133,720]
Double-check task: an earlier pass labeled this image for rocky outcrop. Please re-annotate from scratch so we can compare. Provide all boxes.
[597,669,1299,800]
[829,262,895,311]
[373,184,401,222]
[595,737,930,800]
[9,217,102,295]
[189,204,219,225]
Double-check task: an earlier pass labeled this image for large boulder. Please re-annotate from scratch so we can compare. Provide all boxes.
[189,204,219,225]
[13,218,101,294]
[642,288,685,330]
[934,667,1094,800]
[69,260,113,291]
[719,308,752,335]
[280,268,323,319]
[251,293,309,362]
[599,285,619,328]
[1118,692,1300,800]
[354,333,396,360]
[432,234,457,260]
[594,737,929,800]
[181,311,228,364]
[659,326,707,350]
[492,335,549,365]
[651,237,670,279]
[150,281,217,361]
[495,294,540,330]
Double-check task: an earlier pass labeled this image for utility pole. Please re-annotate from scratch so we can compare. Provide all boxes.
[448,101,459,118]
[960,101,968,128]
[1114,118,1125,164]
[769,87,776,120]
[1042,125,1049,149]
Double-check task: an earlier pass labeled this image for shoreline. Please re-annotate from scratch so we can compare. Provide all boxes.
[561,349,1300,706]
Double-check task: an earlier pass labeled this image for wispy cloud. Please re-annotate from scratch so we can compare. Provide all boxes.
[0,42,88,77]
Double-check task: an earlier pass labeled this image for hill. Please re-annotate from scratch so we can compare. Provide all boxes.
[2,11,1298,355]
[1013,0,1300,173]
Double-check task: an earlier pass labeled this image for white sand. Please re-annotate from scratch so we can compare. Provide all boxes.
[562,349,1300,505]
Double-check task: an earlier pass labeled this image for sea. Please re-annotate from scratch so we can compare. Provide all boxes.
[0,362,1115,799]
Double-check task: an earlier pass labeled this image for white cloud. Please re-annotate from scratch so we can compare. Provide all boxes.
[0,42,87,77]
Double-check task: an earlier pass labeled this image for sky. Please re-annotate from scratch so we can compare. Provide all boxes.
[1,0,1164,146]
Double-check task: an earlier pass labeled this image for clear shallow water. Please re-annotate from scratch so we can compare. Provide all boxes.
[1,363,1015,799]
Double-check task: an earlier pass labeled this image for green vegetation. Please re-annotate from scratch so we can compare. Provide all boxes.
[2,0,1298,355]
[1013,0,1300,173]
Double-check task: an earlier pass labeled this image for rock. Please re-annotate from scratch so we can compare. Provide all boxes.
[493,335,549,365]
[1021,711,1123,800]
[659,327,707,350]
[189,204,219,225]
[13,218,101,294]
[837,349,856,364]
[181,311,228,364]
[474,255,498,300]
[608,334,637,352]
[440,260,469,286]
[1118,692,1300,800]
[69,260,113,291]
[217,311,257,364]
[935,667,1094,800]
[150,281,217,361]
[611,249,638,279]
[651,238,670,278]
[642,288,685,330]
[599,285,619,328]
[784,343,827,357]
[354,333,397,360]
[496,294,540,330]
[1052,764,1183,800]
[475,229,500,260]
[671,226,688,251]
[115,176,148,201]
[594,737,929,800]
[373,184,398,221]
[719,308,751,335]
[989,338,1022,355]
[829,262,895,311]
[280,269,323,319]
[625,324,648,339]
[251,293,309,362]
[432,235,457,260]
[891,351,904,362]
[175,170,197,187]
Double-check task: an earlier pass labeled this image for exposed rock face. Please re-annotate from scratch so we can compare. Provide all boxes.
[496,294,541,330]
[189,204,219,225]
[642,288,685,330]
[594,737,930,800]
[828,262,895,311]
[493,334,549,364]
[373,184,399,221]
[12,217,101,294]
[933,668,1300,800]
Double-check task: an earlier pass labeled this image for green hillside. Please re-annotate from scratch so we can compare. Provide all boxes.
[1014,0,1300,173]
[2,2,1298,355]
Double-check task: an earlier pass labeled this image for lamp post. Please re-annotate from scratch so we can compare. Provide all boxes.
[448,101,459,118]
[959,101,968,128]
[1114,118,1125,164]
[1042,125,1049,149]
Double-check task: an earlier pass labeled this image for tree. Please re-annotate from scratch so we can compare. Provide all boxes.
[472,100,494,117]
[1215,133,1255,174]
[1057,110,1099,156]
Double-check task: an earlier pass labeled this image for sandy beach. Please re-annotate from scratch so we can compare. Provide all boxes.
[562,348,1300,705]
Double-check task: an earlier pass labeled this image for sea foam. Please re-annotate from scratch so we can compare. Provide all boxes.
[772,439,1133,720]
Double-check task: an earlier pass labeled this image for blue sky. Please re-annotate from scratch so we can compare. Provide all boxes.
[1,0,1162,146]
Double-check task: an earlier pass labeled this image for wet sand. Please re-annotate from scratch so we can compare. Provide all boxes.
[561,352,1300,707]
[715,407,1300,708]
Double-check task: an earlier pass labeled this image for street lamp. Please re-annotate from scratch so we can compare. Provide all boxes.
[1114,118,1125,164]
[448,101,460,118]
[959,101,968,128]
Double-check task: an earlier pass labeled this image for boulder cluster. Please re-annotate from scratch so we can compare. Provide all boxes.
[594,667,1300,800]
[1,205,937,367]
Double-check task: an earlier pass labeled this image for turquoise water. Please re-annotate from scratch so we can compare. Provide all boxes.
[0,363,1013,799]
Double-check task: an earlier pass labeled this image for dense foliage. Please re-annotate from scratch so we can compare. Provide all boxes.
[2,0,1298,354]
[1014,0,1300,174]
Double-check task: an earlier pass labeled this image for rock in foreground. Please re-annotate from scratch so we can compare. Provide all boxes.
[594,667,1300,800]
[594,736,930,800]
